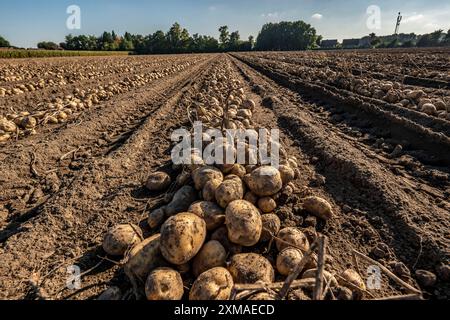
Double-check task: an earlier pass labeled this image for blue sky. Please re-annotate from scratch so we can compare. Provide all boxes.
[1,0,449,48]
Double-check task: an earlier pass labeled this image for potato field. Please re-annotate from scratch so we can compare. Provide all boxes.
[0,49,449,300]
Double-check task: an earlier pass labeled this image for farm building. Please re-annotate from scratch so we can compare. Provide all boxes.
[320,39,339,48]
[342,39,360,49]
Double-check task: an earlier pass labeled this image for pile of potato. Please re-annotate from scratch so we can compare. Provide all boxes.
[100,62,365,301]
[0,61,196,143]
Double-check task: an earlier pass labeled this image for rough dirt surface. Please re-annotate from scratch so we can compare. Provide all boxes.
[0,51,448,300]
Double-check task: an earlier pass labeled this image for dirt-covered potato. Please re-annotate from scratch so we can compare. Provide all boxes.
[188,201,225,231]
[0,118,17,132]
[257,197,277,213]
[146,172,171,191]
[302,269,338,288]
[230,164,247,178]
[243,191,258,205]
[145,267,184,300]
[278,165,295,185]
[215,176,244,208]
[244,166,283,197]
[147,207,166,229]
[260,214,281,242]
[192,240,227,277]
[229,253,275,284]
[189,267,234,300]
[192,166,223,190]
[211,226,242,255]
[303,196,333,220]
[339,269,366,291]
[202,179,222,202]
[160,212,207,265]
[276,227,310,252]
[225,200,262,246]
[102,224,142,256]
[124,234,164,282]
[276,248,303,276]
[165,185,197,216]
[247,292,277,300]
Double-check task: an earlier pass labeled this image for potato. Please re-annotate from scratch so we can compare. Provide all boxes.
[248,292,277,300]
[124,234,164,282]
[192,240,227,277]
[244,166,283,197]
[225,200,262,246]
[0,133,11,142]
[303,196,333,220]
[229,253,275,284]
[0,118,17,132]
[276,227,310,252]
[243,99,256,111]
[302,269,338,287]
[202,179,221,202]
[215,176,244,208]
[165,185,197,216]
[145,268,184,300]
[211,226,242,255]
[188,201,225,231]
[244,191,258,205]
[145,172,171,191]
[102,224,143,256]
[20,116,37,129]
[147,207,166,229]
[278,165,295,185]
[260,214,281,242]
[339,269,366,291]
[257,197,277,213]
[421,103,437,115]
[230,164,247,178]
[276,248,303,276]
[189,267,234,300]
[160,212,207,265]
[192,166,223,190]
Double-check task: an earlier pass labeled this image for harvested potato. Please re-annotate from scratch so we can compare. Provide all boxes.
[165,185,197,216]
[192,240,227,277]
[145,268,184,300]
[160,212,207,265]
[229,253,275,284]
[0,133,10,142]
[257,197,277,213]
[276,248,303,276]
[248,292,277,300]
[339,269,366,291]
[145,172,171,191]
[124,234,164,282]
[102,224,142,256]
[225,200,262,246]
[147,207,166,229]
[278,165,295,185]
[192,166,223,190]
[0,118,17,132]
[302,269,338,288]
[244,166,283,197]
[202,179,222,202]
[244,191,258,205]
[20,116,37,129]
[188,201,225,231]
[230,164,247,178]
[189,267,234,300]
[303,196,333,220]
[276,227,310,252]
[260,214,281,242]
[211,226,242,255]
[215,176,244,208]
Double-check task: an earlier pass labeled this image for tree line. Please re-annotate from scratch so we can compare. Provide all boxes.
[34,21,319,53]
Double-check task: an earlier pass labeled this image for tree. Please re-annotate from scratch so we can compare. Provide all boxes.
[256,21,320,51]
[228,31,240,51]
[37,41,59,50]
[0,35,10,47]
[219,26,230,50]
[369,33,380,47]
[248,36,255,50]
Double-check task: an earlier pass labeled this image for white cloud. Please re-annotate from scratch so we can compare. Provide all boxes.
[261,12,280,20]
[311,13,323,20]
[403,13,424,23]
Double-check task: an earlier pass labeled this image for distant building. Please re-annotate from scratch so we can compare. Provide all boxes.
[320,39,338,48]
[342,39,360,48]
